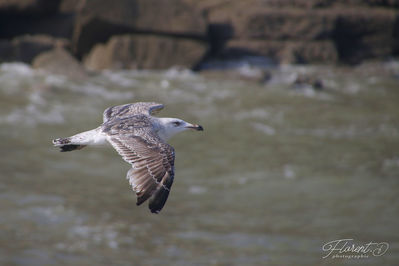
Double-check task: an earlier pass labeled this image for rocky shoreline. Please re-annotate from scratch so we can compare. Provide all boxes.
[1,0,399,73]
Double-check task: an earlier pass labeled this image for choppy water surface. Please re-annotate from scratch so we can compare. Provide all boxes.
[0,61,398,265]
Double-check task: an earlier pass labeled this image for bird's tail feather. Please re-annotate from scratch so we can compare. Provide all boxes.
[53,137,86,152]
[53,127,104,152]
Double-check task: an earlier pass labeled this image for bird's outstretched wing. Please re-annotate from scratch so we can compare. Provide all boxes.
[107,132,175,213]
[103,102,164,123]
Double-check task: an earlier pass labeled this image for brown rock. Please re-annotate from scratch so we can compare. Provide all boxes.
[200,1,399,64]
[233,9,336,40]
[84,34,207,70]
[32,48,87,79]
[224,39,338,64]
[59,0,85,13]
[292,41,338,63]
[73,0,207,57]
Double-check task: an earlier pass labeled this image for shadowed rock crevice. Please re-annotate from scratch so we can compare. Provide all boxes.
[332,9,396,64]
[0,13,75,39]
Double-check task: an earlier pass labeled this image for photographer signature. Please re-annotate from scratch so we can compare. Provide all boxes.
[322,239,389,259]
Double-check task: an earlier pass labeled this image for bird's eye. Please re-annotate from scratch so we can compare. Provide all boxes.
[173,121,181,126]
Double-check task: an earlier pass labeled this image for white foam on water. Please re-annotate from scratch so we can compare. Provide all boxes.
[29,90,46,105]
[383,157,399,170]
[251,122,276,135]
[1,101,65,126]
[346,83,361,94]
[18,205,78,226]
[0,63,37,92]
[238,63,264,78]
[164,67,195,79]
[188,185,207,195]
[0,62,35,77]
[44,74,67,87]
[168,88,201,103]
[160,79,170,88]
[0,64,134,128]
[0,69,70,126]
[283,165,296,179]
[42,70,135,101]
[235,108,270,120]
[268,65,300,85]
[206,88,235,101]
[65,223,122,251]
[290,124,399,139]
[190,82,207,92]
[102,70,137,88]
[68,83,134,100]
[199,56,275,71]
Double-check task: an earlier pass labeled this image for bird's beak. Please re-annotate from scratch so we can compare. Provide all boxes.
[186,124,204,131]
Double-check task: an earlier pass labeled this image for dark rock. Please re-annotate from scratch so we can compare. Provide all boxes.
[333,9,397,63]
[313,79,324,90]
[0,0,62,16]
[83,34,207,70]
[0,35,69,63]
[293,40,338,63]
[13,35,69,63]
[192,0,399,11]
[0,13,75,39]
[293,74,324,90]
[340,0,399,8]
[394,14,399,54]
[72,16,131,59]
[72,0,207,58]
[233,9,336,40]
[12,35,54,63]
[32,48,87,79]
[0,0,74,40]
[0,40,15,62]
[261,71,272,83]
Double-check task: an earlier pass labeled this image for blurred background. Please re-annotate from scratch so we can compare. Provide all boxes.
[0,0,399,265]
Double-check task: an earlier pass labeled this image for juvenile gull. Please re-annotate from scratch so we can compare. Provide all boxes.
[53,102,203,213]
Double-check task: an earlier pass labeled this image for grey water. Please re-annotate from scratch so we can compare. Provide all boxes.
[0,61,398,266]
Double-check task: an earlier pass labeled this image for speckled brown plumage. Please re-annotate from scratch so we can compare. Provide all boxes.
[53,102,203,214]
[101,103,175,214]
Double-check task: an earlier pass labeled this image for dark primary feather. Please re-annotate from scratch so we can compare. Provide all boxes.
[60,144,85,152]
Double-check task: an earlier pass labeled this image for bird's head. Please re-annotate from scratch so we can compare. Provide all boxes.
[157,117,203,141]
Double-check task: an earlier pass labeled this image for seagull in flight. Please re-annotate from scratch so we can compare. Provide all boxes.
[53,102,203,213]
